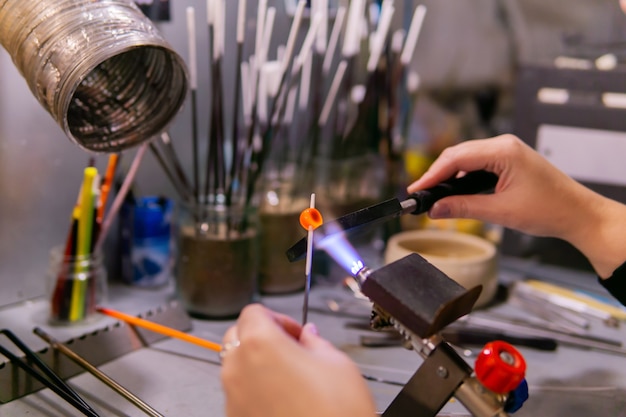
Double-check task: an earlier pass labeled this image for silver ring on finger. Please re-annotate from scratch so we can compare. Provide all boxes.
[219,340,241,360]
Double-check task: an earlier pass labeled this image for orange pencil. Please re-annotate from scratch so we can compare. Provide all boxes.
[96,307,222,352]
[97,153,120,223]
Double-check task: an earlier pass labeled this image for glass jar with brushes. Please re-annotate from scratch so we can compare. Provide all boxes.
[174,199,259,319]
[258,164,310,294]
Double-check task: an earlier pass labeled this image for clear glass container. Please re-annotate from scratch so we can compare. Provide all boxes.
[174,201,259,318]
[48,245,107,325]
[313,153,387,216]
[258,168,310,294]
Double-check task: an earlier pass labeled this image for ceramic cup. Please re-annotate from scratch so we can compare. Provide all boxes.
[384,229,498,308]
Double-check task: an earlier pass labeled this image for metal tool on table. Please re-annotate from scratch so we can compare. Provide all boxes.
[358,326,558,352]
[0,329,100,417]
[354,254,528,416]
[286,170,498,262]
[457,313,626,356]
[34,327,165,417]
[0,300,192,404]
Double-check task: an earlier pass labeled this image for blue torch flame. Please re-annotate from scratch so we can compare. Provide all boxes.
[314,222,365,276]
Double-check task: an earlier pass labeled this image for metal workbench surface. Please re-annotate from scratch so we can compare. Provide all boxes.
[1,259,626,417]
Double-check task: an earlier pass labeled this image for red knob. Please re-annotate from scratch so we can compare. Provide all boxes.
[474,340,526,394]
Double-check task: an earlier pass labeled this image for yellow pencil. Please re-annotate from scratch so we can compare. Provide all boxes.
[70,167,98,321]
[96,307,222,352]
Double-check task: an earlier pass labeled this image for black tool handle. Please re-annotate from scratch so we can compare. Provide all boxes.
[407,170,499,215]
[442,327,558,351]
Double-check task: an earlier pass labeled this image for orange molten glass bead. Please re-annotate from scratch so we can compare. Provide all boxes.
[299,207,323,230]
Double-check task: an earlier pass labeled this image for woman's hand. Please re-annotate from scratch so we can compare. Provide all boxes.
[407,134,626,277]
[220,304,377,417]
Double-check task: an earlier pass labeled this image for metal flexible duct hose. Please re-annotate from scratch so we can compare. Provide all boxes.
[0,0,188,152]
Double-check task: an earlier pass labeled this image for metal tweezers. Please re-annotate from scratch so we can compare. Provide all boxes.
[0,329,100,417]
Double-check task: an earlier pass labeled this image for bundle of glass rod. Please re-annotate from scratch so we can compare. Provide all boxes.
[150,0,426,236]
[304,0,427,161]
[0,0,188,152]
[0,329,100,416]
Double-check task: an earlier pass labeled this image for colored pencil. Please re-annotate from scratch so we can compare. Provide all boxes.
[97,153,119,223]
[96,307,222,352]
[70,167,98,321]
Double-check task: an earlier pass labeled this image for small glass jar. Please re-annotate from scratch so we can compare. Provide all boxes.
[258,170,310,294]
[174,201,259,318]
[48,246,107,325]
[313,153,386,216]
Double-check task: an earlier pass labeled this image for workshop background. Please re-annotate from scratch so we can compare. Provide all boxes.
[1,1,626,416]
[0,0,625,307]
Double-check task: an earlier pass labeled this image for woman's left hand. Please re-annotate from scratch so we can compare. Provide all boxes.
[220,304,377,417]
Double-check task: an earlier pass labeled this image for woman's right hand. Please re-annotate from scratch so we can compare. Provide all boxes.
[407,134,626,277]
